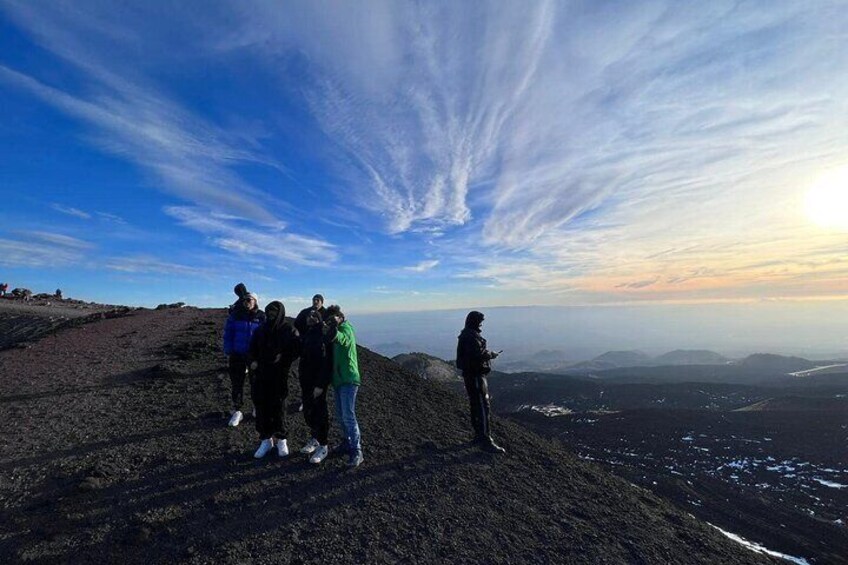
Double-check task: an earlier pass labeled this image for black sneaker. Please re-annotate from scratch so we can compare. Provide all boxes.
[347,451,364,468]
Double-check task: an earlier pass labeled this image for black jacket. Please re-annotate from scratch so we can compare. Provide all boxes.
[249,322,301,380]
[456,328,493,375]
[294,306,327,336]
[299,323,333,388]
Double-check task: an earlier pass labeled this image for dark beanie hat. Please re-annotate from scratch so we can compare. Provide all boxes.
[234,283,248,298]
[326,304,343,319]
[313,294,324,302]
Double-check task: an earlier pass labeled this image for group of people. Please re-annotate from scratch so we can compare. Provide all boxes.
[222,284,363,468]
[222,283,507,469]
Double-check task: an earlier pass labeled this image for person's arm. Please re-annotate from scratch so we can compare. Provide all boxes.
[335,323,354,348]
[223,318,234,356]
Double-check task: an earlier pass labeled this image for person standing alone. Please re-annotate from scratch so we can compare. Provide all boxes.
[326,305,363,468]
[222,292,264,427]
[456,311,505,454]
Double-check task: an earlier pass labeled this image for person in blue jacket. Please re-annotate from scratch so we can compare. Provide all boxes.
[223,292,265,427]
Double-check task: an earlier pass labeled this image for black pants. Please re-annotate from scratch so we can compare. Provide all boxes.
[228,355,249,410]
[299,365,329,445]
[251,368,289,440]
[463,372,491,441]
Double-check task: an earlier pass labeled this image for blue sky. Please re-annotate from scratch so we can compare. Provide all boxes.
[1,1,847,314]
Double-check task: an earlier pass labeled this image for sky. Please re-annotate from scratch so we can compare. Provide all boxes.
[1,1,847,352]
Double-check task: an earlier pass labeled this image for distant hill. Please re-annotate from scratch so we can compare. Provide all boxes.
[369,341,418,358]
[654,349,729,365]
[593,350,652,366]
[739,353,816,373]
[392,352,461,382]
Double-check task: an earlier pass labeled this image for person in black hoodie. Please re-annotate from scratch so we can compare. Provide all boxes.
[456,311,505,454]
[297,310,333,464]
[294,294,327,336]
[248,301,301,459]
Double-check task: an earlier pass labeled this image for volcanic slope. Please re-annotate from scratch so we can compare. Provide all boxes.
[0,308,771,564]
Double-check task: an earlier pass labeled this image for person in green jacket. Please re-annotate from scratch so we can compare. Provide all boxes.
[325,304,363,468]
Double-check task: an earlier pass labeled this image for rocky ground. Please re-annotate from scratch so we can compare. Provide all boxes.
[0,308,774,564]
[0,297,131,351]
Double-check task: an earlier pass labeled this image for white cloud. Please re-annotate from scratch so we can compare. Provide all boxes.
[403,260,439,273]
[22,231,93,250]
[165,206,337,267]
[51,203,91,220]
[0,237,86,268]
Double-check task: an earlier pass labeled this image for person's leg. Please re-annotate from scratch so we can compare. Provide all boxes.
[339,385,361,453]
[228,355,247,411]
[299,368,317,434]
[315,387,330,446]
[478,375,491,440]
[333,387,350,453]
[276,369,289,440]
[463,373,483,440]
[253,374,271,439]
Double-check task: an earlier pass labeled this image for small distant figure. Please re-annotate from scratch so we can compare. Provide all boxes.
[248,301,301,459]
[456,311,505,454]
[222,292,264,427]
[326,305,364,468]
[229,282,249,313]
[297,309,333,464]
[0,283,7,297]
[55,288,63,300]
[294,294,327,335]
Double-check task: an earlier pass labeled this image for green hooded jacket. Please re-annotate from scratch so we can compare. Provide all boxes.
[331,320,361,388]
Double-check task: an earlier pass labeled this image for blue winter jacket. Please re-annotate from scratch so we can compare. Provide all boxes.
[223,309,265,356]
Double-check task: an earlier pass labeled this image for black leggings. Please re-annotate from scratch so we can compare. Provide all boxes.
[463,372,491,440]
[299,368,329,445]
[252,369,290,440]
[228,355,249,410]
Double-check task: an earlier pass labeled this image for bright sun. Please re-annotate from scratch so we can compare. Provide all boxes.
[806,166,848,231]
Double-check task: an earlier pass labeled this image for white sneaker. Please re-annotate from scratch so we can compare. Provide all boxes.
[309,445,329,464]
[277,439,289,458]
[228,410,243,427]
[300,438,320,454]
[254,439,273,459]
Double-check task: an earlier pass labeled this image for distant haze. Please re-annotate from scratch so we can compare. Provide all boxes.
[352,301,848,362]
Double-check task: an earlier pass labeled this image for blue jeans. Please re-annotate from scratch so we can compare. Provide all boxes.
[334,384,361,454]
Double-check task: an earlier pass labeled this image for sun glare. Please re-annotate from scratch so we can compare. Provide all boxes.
[806,166,848,231]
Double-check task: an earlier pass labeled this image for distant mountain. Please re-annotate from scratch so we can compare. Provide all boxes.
[370,341,418,358]
[594,350,652,366]
[494,349,572,374]
[739,353,816,373]
[654,349,729,365]
[392,352,461,382]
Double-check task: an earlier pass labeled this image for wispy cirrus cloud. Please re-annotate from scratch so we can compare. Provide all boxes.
[404,260,439,273]
[51,203,91,220]
[165,207,337,267]
[0,233,89,268]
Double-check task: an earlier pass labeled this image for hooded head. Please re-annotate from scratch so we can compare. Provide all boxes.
[312,294,324,308]
[465,310,485,331]
[326,304,344,324]
[243,292,259,311]
[265,301,286,331]
[234,283,248,298]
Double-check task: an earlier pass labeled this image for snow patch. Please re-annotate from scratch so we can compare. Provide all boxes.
[813,478,847,489]
[709,524,810,565]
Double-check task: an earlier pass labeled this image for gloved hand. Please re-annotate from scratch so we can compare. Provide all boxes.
[313,387,324,398]
[489,351,499,359]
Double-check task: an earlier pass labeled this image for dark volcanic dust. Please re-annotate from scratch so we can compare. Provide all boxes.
[0,308,772,564]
